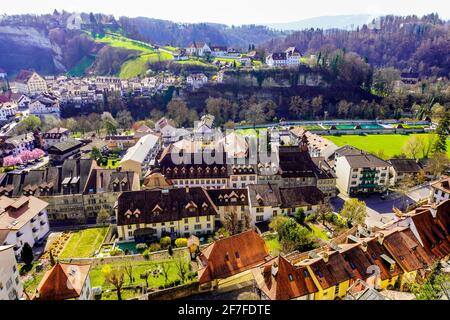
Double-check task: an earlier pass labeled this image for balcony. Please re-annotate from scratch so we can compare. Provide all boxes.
[38,211,45,217]
[31,218,37,223]
[13,245,20,251]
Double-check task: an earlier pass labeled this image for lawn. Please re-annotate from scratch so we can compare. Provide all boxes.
[89,255,191,299]
[100,158,120,169]
[119,52,173,78]
[58,227,108,259]
[174,59,215,68]
[214,57,242,67]
[235,128,267,138]
[93,33,154,54]
[265,237,281,256]
[67,55,96,77]
[309,224,330,240]
[323,134,450,159]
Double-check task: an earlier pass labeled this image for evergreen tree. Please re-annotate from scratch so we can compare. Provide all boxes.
[21,243,34,266]
[433,112,450,153]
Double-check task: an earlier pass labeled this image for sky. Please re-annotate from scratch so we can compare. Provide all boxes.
[1,0,449,25]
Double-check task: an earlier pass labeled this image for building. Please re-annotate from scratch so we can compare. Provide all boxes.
[333,146,391,196]
[119,134,161,178]
[154,117,191,146]
[0,159,140,225]
[42,127,70,150]
[266,47,302,67]
[34,262,92,300]
[197,230,271,291]
[48,138,83,164]
[187,73,208,89]
[158,147,229,189]
[0,245,23,300]
[193,114,216,141]
[247,183,325,225]
[252,255,318,300]
[0,196,50,257]
[206,188,250,231]
[5,133,36,156]
[116,187,218,242]
[13,71,48,95]
[29,94,60,118]
[0,103,18,121]
[186,42,211,56]
[388,159,429,185]
[430,176,450,204]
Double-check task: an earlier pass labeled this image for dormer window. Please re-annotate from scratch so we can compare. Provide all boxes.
[125,209,132,219]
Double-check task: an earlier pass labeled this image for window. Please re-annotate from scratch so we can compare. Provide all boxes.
[184,226,189,231]
[288,274,294,281]
[184,218,189,223]
[194,224,202,230]
[235,251,240,259]
[128,231,133,237]
[207,223,211,229]
[207,216,211,221]
[256,207,264,213]
[273,210,278,216]
[334,285,340,296]
[256,215,264,222]
[196,217,200,223]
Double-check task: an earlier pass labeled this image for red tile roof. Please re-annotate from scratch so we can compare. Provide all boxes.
[198,230,270,284]
[35,263,91,300]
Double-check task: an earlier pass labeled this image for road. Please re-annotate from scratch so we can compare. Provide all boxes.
[330,184,432,228]
[0,109,30,135]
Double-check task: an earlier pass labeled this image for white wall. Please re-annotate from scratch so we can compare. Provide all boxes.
[0,246,23,300]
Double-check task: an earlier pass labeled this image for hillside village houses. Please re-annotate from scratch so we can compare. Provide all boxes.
[186,42,212,57]
[42,127,70,150]
[388,158,434,185]
[0,102,18,122]
[28,93,61,118]
[47,138,83,164]
[12,70,48,95]
[0,245,23,300]
[186,73,208,89]
[0,196,50,258]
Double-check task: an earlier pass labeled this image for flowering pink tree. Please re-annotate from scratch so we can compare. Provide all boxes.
[19,150,34,162]
[3,155,23,167]
[31,148,45,159]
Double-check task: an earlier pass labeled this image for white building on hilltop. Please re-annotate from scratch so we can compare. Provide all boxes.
[0,245,23,300]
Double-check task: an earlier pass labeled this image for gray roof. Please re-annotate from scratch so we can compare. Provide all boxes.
[48,138,83,153]
[120,134,159,164]
[344,154,390,168]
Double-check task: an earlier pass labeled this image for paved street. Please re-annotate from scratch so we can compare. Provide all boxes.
[330,184,432,228]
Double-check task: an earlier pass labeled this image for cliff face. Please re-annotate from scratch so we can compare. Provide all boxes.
[0,26,64,75]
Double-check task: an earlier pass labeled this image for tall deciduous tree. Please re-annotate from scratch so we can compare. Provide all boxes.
[339,198,367,226]
[103,266,125,300]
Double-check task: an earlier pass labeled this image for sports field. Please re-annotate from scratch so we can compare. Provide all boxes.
[323,134,450,158]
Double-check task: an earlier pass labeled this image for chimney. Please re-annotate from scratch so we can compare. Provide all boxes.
[322,252,329,263]
[430,207,437,218]
[271,262,279,277]
[377,233,385,245]
[361,241,368,252]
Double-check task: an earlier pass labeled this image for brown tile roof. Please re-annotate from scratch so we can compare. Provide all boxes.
[279,186,325,208]
[431,176,450,194]
[299,251,354,290]
[198,230,270,284]
[382,229,434,273]
[364,237,402,281]
[206,189,249,207]
[35,263,91,300]
[388,159,422,173]
[248,183,281,207]
[278,146,317,178]
[117,187,218,226]
[339,243,377,281]
[252,256,318,300]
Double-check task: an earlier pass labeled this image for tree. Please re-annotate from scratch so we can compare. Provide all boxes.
[49,250,56,266]
[412,263,450,300]
[278,219,317,252]
[124,263,134,284]
[21,243,33,265]
[372,68,400,95]
[104,119,117,136]
[116,110,133,129]
[17,115,41,133]
[103,266,125,300]
[433,112,449,153]
[174,256,189,284]
[224,208,240,235]
[316,203,333,227]
[140,270,151,288]
[215,227,231,238]
[168,245,174,257]
[339,199,367,226]
[269,216,290,234]
[159,263,171,288]
[427,152,450,178]
[293,209,306,225]
[90,146,103,163]
[431,103,446,119]
[167,99,189,126]
[402,136,422,158]
[337,100,351,118]
[96,208,110,225]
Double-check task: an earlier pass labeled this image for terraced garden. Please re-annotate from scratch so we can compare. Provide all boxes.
[58,227,109,259]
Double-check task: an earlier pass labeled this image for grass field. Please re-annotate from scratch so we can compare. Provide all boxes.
[310,224,329,240]
[93,34,154,54]
[324,134,450,158]
[235,128,267,137]
[58,227,108,259]
[173,59,215,68]
[67,55,95,77]
[265,237,281,256]
[119,52,173,78]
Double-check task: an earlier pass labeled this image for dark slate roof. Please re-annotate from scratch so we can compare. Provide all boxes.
[388,159,422,173]
[206,189,249,207]
[278,146,317,178]
[48,138,83,154]
[84,169,137,194]
[116,187,218,226]
[335,145,367,157]
[311,157,337,179]
[278,186,325,208]
[345,154,390,169]
[271,52,287,60]
[248,183,281,207]
[158,149,229,179]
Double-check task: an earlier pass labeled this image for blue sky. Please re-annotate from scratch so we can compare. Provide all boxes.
[2,0,449,25]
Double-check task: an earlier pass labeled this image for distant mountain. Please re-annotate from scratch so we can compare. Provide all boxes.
[267,14,376,31]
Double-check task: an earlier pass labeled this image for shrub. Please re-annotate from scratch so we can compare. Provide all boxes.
[305,213,318,223]
[143,250,150,260]
[136,243,148,253]
[109,248,124,256]
[175,238,188,248]
[269,216,290,234]
[148,243,161,252]
[160,236,172,248]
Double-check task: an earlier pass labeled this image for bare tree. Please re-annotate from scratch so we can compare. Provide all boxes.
[103,267,125,300]
[124,263,134,284]
[224,208,240,235]
[174,256,189,284]
[159,263,171,288]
